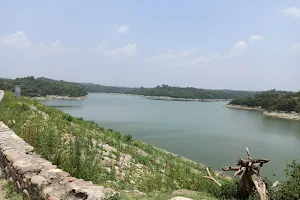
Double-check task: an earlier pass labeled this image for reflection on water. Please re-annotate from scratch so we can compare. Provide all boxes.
[42,93,300,181]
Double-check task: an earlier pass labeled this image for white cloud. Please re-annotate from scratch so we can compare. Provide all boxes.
[0,31,32,48]
[292,43,300,51]
[150,48,199,62]
[114,24,130,33]
[0,31,62,51]
[185,53,220,65]
[152,41,248,64]
[282,7,300,18]
[150,48,219,65]
[227,41,248,57]
[249,35,264,42]
[50,40,61,47]
[38,40,61,49]
[97,41,138,57]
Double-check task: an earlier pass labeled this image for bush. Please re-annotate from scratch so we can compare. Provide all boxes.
[123,134,133,143]
[62,113,73,122]
[77,117,84,121]
[214,179,238,199]
[271,160,300,200]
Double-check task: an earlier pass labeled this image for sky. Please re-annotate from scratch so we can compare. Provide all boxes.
[0,1,299,91]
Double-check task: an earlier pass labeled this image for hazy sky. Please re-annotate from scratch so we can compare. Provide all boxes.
[0,1,299,91]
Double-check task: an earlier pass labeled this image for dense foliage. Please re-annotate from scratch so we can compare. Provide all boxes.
[82,83,257,99]
[125,85,257,99]
[230,90,300,112]
[0,76,87,97]
[79,82,131,93]
[0,76,257,100]
[271,160,300,199]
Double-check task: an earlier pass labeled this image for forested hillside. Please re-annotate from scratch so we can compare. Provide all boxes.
[0,76,258,100]
[79,82,131,93]
[124,85,258,99]
[0,76,87,97]
[81,83,257,99]
[229,90,300,112]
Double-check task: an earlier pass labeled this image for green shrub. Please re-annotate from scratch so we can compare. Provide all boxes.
[271,160,300,200]
[123,134,133,143]
[77,117,84,121]
[62,113,73,122]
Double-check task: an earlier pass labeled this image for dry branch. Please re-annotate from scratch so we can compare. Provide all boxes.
[222,166,240,171]
[245,147,252,160]
[249,159,270,164]
[233,168,243,177]
[272,181,279,188]
[202,167,222,187]
[239,167,247,180]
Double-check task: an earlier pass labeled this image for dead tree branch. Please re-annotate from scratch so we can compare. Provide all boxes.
[202,167,222,187]
[222,147,270,200]
[222,166,240,171]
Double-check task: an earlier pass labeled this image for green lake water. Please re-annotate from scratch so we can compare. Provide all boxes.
[42,93,300,181]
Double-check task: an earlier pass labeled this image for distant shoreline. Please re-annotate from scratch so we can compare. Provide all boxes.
[263,111,300,121]
[144,96,230,102]
[226,104,300,121]
[32,95,87,100]
[88,92,231,102]
[225,104,263,111]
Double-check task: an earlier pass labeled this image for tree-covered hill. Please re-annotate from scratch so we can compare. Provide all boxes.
[124,84,258,99]
[0,76,259,100]
[0,76,87,97]
[229,89,300,112]
[81,83,258,100]
[79,82,132,93]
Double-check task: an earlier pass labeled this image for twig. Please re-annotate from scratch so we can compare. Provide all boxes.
[239,167,247,180]
[249,159,270,164]
[245,147,252,160]
[237,158,249,167]
[202,167,222,187]
[233,168,243,177]
[272,181,279,188]
[222,166,240,171]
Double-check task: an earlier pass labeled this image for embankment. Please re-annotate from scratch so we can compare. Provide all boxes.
[226,104,300,121]
[145,96,228,102]
[0,90,117,200]
[225,104,263,111]
[32,95,87,101]
[263,111,300,121]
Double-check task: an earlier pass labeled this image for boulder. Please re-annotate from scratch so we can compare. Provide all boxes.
[172,189,198,196]
[170,197,193,200]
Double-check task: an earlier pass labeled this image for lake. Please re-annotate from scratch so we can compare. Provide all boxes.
[42,93,300,181]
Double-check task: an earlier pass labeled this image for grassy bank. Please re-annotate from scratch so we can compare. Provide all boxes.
[0,92,237,199]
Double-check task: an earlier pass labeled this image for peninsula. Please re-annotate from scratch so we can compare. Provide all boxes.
[227,90,300,121]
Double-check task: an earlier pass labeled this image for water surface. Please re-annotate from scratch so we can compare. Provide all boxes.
[42,93,300,181]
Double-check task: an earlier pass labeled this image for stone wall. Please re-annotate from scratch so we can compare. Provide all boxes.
[0,90,117,200]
